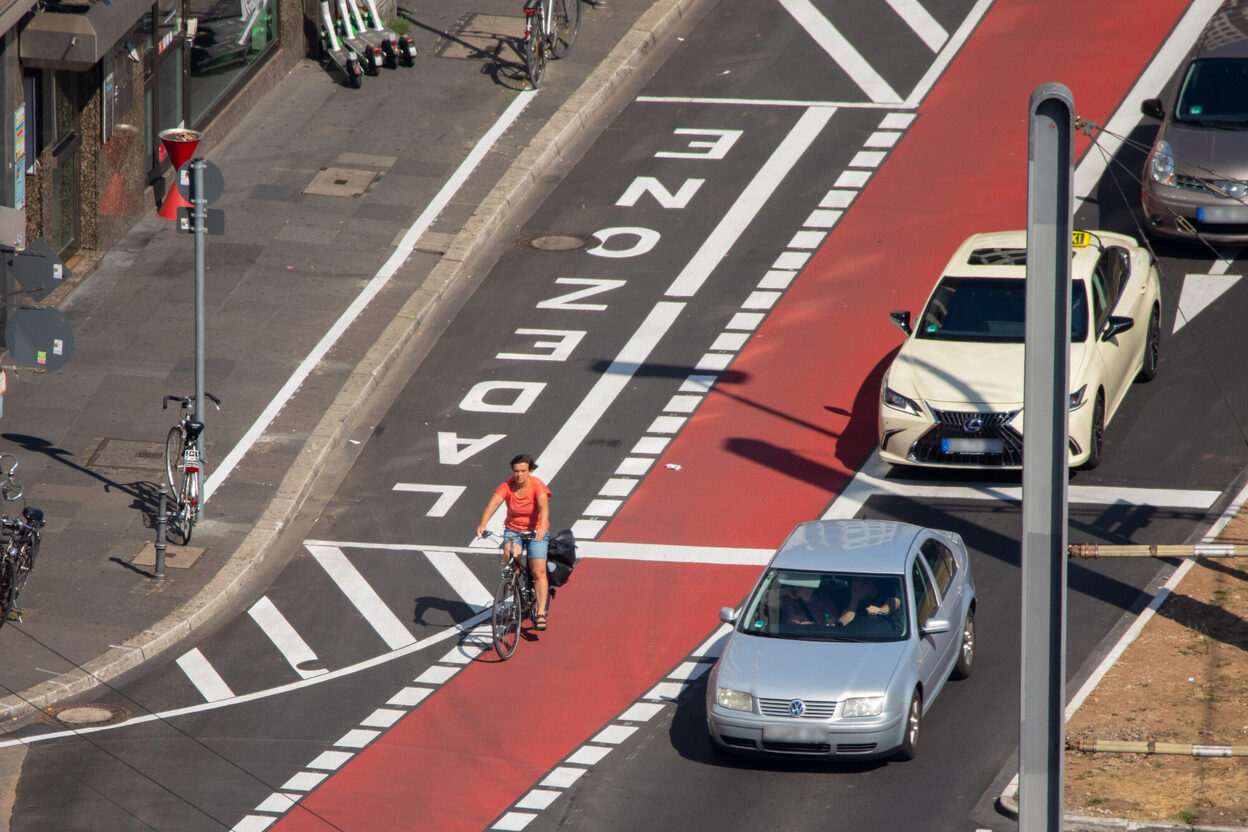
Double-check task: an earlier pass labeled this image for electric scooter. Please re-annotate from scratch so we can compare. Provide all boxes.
[335,0,384,76]
[353,0,416,67]
[318,0,363,87]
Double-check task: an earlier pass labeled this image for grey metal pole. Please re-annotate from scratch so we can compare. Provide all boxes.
[1021,82,1073,832]
[192,159,206,522]
[155,482,168,579]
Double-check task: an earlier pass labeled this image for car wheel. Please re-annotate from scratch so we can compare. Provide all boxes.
[894,689,922,761]
[1079,392,1104,471]
[1136,305,1160,382]
[951,608,975,680]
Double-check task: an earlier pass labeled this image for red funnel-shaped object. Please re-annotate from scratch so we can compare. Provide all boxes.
[157,183,192,220]
[159,128,202,169]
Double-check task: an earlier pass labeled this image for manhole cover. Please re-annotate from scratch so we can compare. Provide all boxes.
[515,233,594,252]
[85,438,167,471]
[41,702,130,727]
[303,167,377,198]
[296,659,329,672]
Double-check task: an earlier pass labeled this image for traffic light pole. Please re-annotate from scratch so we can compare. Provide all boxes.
[192,158,206,522]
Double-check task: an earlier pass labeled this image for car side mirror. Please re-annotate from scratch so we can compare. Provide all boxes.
[889,310,912,336]
[719,606,738,624]
[1141,98,1165,120]
[1102,315,1134,341]
[921,617,950,636]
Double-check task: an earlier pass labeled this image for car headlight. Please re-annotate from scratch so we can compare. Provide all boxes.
[1069,384,1087,411]
[841,696,885,717]
[716,687,754,713]
[1148,140,1175,186]
[1209,179,1248,200]
[882,386,921,417]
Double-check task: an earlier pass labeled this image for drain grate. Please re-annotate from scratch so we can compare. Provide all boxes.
[515,232,595,252]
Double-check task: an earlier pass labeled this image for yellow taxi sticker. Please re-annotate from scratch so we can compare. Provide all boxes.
[1071,231,1090,247]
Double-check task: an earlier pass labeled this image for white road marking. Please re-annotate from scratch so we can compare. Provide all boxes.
[247,597,328,679]
[421,549,492,610]
[778,0,901,103]
[391,483,467,517]
[204,91,536,503]
[541,767,588,788]
[885,0,948,51]
[307,544,414,649]
[176,648,235,702]
[905,0,992,107]
[1174,252,1241,334]
[666,106,836,297]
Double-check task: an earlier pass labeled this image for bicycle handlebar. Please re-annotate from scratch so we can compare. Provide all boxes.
[163,392,222,411]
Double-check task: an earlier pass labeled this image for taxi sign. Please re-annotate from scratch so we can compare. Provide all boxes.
[1071,231,1091,247]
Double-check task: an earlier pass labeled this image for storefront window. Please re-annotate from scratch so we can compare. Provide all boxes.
[187,0,278,126]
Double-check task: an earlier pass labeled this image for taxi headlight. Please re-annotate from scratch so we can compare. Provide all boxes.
[1069,384,1088,411]
[716,687,754,713]
[1148,140,1175,186]
[841,696,885,717]
[882,386,921,417]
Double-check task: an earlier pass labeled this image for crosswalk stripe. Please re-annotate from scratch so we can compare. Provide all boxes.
[247,596,328,679]
[176,648,235,702]
[422,550,493,610]
[307,544,414,650]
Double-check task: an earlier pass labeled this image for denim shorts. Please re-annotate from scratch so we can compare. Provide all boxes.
[504,528,548,561]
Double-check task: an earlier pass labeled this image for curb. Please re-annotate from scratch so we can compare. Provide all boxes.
[0,0,704,725]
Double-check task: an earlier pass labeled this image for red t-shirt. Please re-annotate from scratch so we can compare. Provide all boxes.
[494,476,550,532]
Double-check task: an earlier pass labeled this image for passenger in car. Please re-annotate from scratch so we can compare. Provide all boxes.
[779,581,839,627]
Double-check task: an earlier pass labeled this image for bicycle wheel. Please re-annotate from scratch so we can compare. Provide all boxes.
[524,24,547,88]
[492,574,521,659]
[0,554,18,625]
[7,542,31,613]
[165,426,185,495]
[167,473,193,546]
[551,0,580,58]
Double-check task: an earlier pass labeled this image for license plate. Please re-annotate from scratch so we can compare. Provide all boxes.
[942,438,1004,454]
[764,723,827,743]
[1196,204,1248,223]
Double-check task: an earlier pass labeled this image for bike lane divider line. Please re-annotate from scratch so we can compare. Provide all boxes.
[605,0,1196,549]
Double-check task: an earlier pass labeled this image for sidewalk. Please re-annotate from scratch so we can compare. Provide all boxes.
[0,0,703,724]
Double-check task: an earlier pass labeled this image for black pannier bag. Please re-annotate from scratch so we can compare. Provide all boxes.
[545,528,578,587]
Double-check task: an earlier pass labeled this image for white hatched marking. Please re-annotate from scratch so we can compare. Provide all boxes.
[695,353,734,371]
[255,793,299,813]
[415,665,460,685]
[516,789,562,810]
[541,767,588,788]
[583,499,622,517]
[615,457,654,476]
[804,208,843,228]
[849,150,887,168]
[566,745,613,765]
[231,816,276,832]
[335,729,380,749]
[360,708,407,728]
[726,312,765,330]
[571,518,607,539]
[600,478,638,497]
[864,130,901,148]
[879,112,916,129]
[493,811,537,831]
[710,332,750,351]
[281,771,327,791]
[758,269,796,289]
[247,597,327,680]
[643,681,689,700]
[885,0,948,51]
[423,549,493,610]
[743,291,782,309]
[308,750,353,771]
[788,230,826,248]
[669,661,712,681]
[591,725,638,744]
[631,436,670,454]
[834,170,872,188]
[648,415,687,433]
[619,702,665,722]
[820,189,856,208]
[388,686,434,707]
[307,545,414,649]
[664,394,702,413]
[772,251,810,270]
[778,0,902,103]
[680,374,718,392]
[176,649,235,702]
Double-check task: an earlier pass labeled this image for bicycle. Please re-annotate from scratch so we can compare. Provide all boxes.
[483,530,554,659]
[522,0,581,88]
[0,455,44,627]
[162,392,221,545]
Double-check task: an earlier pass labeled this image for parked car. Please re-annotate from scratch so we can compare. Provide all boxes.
[1141,0,1248,243]
[877,230,1161,470]
[706,519,976,761]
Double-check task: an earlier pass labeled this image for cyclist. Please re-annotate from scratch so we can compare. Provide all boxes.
[476,454,552,630]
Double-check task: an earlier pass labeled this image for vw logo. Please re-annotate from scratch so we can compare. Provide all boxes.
[965,417,984,433]
[788,699,805,717]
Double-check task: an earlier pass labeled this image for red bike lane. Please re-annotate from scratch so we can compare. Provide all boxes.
[276,2,1190,828]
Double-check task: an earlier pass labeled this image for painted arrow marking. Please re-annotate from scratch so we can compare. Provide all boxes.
[1174,251,1241,334]
[392,483,466,517]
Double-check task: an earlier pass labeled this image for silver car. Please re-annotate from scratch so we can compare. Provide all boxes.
[1141,0,1248,243]
[706,519,976,761]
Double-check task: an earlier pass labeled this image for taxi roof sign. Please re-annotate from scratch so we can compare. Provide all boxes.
[1071,231,1090,247]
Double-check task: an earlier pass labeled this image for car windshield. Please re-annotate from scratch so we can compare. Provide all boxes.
[737,569,907,642]
[1175,58,1248,125]
[915,277,1089,343]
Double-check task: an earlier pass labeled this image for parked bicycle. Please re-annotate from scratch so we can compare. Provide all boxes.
[163,392,221,545]
[0,455,44,627]
[522,0,581,88]
[483,530,554,659]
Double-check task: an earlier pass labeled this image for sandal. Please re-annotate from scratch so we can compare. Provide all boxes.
[534,613,548,631]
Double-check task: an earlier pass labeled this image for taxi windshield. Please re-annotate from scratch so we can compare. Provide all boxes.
[916,277,1089,343]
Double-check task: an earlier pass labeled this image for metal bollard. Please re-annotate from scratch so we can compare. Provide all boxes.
[155,483,168,580]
